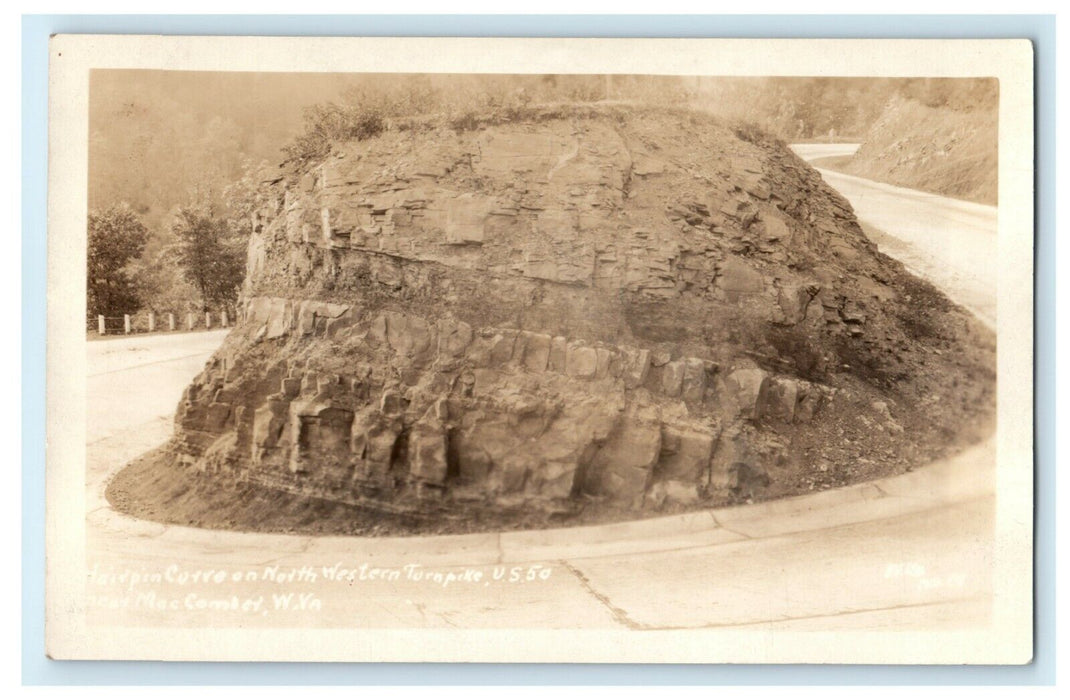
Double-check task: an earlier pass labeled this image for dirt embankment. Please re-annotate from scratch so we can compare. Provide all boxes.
[817,95,998,205]
[107,104,997,537]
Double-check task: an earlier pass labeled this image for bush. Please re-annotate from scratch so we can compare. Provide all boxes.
[448,109,482,133]
[733,121,771,146]
[282,102,387,164]
[282,75,699,166]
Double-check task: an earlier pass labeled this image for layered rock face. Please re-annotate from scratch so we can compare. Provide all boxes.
[171,106,975,516]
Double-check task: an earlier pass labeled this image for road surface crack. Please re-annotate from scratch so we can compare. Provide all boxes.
[637,594,988,631]
[708,513,752,539]
[559,560,646,630]
[870,482,891,498]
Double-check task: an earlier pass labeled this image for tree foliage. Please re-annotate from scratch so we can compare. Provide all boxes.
[88,73,999,318]
[222,159,276,238]
[694,77,999,141]
[169,204,246,312]
[280,75,696,166]
[87,204,149,317]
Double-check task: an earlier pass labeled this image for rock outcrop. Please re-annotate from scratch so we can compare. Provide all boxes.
[839,94,998,205]
[164,105,994,522]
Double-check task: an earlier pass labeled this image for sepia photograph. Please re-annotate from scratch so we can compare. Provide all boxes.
[44,36,1035,664]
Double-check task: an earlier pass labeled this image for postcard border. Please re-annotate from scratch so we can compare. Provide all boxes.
[24,13,1056,685]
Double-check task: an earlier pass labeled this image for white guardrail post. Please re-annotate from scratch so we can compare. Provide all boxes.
[96,309,232,336]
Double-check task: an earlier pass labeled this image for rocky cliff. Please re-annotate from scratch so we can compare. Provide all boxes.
[837,95,998,205]
[137,105,993,530]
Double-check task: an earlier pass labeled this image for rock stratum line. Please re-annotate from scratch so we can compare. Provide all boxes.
[119,105,994,533]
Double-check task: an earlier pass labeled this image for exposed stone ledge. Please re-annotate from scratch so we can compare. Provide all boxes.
[166,295,837,512]
[241,295,828,416]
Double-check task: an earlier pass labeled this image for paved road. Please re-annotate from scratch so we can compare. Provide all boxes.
[791,143,997,328]
[80,156,997,656]
[87,331,230,447]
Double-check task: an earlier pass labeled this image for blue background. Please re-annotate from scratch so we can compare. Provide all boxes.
[21,13,1056,685]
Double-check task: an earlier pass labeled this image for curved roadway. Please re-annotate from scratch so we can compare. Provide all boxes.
[791,143,997,328]
[83,149,997,644]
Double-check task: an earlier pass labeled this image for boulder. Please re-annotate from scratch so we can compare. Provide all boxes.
[289,403,355,477]
[595,347,613,379]
[408,405,449,486]
[656,424,716,483]
[681,357,707,403]
[489,330,519,366]
[718,257,766,296]
[583,402,661,500]
[383,312,435,366]
[621,347,651,389]
[548,336,568,372]
[204,402,232,431]
[444,194,493,245]
[519,331,552,372]
[252,398,291,462]
[565,343,599,379]
[724,368,769,419]
[647,479,701,507]
[437,318,474,359]
[660,360,685,397]
[761,214,791,242]
[350,407,402,484]
[757,376,801,423]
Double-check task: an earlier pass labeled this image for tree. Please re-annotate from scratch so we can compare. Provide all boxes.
[87,204,149,318]
[170,203,246,312]
[222,159,274,240]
